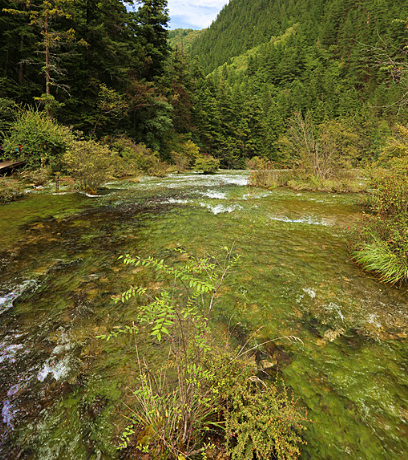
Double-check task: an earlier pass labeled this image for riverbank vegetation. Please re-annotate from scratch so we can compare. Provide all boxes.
[247,113,369,193]
[0,176,23,204]
[352,125,408,283]
[101,249,307,459]
[247,158,366,193]
[1,1,408,195]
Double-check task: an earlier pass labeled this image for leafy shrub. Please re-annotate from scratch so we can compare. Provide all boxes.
[111,138,168,177]
[171,151,189,172]
[109,249,239,458]
[181,139,201,166]
[170,140,201,172]
[3,108,74,169]
[368,161,408,217]
[101,249,307,459]
[216,354,306,460]
[20,167,52,187]
[147,158,169,177]
[0,177,24,204]
[63,139,113,193]
[194,155,220,174]
[377,124,408,165]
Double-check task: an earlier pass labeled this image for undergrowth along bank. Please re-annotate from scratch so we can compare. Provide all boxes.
[352,125,408,284]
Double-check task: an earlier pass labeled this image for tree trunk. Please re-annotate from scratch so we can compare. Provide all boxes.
[18,36,24,85]
[45,14,50,96]
[45,14,50,116]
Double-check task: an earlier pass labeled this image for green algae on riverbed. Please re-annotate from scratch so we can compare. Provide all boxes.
[1,172,408,459]
[0,191,89,247]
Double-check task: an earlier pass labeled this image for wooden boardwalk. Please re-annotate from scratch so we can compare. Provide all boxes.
[0,160,26,175]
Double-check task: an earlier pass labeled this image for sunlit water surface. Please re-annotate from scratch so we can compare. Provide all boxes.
[1,171,407,459]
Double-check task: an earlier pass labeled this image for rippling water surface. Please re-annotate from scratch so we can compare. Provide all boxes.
[1,171,407,459]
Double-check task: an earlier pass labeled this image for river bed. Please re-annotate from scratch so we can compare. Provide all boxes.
[1,171,407,459]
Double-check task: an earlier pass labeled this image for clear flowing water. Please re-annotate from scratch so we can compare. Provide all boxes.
[1,171,407,459]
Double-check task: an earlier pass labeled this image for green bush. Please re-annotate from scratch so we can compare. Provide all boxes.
[367,161,408,217]
[111,138,168,177]
[20,167,52,187]
[101,249,307,459]
[216,355,306,460]
[147,157,169,177]
[194,155,220,174]
[352,130,408,283]
[377,124,408,165]
[63,139,113,193]
[0,177,24,204]
[181,139,201,166]
[171,151,189,173]
[3,108,74,169]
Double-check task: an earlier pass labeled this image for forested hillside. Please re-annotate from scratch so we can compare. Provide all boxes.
[168,28,203,50]
[190,0,408,74]
[189,0,297,74]
[182,0,408,167]
[2,2,408,458]
[1,0,408,169]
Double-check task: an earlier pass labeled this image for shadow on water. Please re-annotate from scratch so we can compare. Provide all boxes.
[1,171,408,459]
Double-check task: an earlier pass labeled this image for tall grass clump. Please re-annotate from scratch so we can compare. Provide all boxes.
[353,231,408,284]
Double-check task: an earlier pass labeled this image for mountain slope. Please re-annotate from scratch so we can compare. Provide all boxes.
[168,29,204,51]
[181,0,408,168]
[190,0,408,75]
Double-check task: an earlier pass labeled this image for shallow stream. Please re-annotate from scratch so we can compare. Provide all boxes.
[1,171,407,459]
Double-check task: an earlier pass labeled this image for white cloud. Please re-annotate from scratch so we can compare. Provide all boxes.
[167,1,229,30]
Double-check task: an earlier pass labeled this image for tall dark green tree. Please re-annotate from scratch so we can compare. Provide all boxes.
[132,0,170,80]
[1,0,42,100]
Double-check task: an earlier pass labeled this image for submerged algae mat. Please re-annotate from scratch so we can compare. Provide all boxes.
[1,172,408,459]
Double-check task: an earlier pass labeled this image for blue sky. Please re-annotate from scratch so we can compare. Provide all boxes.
[167,1,229,30]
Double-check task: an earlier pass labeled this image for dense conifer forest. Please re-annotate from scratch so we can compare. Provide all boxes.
[1,0,408,168]
[0,0,172,150]
[187,0,408,167]
[168,28,203,50]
